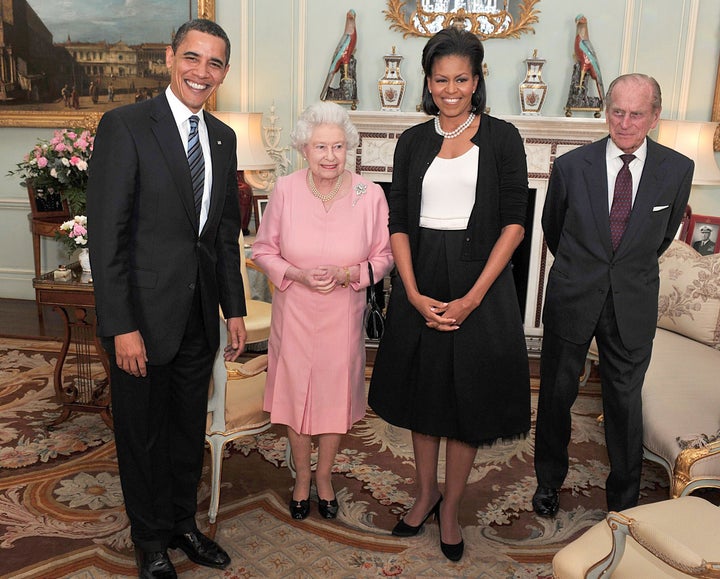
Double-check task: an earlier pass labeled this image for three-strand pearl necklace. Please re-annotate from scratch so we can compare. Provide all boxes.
[434,112,476,139]
[308,171,344,203]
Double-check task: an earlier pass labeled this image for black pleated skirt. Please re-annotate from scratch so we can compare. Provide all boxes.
[368,228,530,446]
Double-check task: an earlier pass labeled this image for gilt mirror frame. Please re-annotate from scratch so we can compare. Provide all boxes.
[0,0,215,129]
[385,0,541,40]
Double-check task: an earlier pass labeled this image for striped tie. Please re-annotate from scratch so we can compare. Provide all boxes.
[187,115,205,220]
[609,154,635,251]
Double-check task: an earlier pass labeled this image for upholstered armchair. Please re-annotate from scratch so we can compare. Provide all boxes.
[204,235,273,526]
[205,326,271,525]
[553,496,720,577]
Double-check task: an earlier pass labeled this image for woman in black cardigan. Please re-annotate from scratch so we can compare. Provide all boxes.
[369,28,530,562]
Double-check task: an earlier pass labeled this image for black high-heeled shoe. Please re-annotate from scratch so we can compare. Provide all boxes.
[318,498,339,519]
[392,495,443,537]
[439,519,464,562]
[289,497,310,520]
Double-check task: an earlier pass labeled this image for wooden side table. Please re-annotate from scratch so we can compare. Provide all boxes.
[32,265,113,430]
[28,213,70,319]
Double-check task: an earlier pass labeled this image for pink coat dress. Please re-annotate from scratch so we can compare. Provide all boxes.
[252,170,393,435]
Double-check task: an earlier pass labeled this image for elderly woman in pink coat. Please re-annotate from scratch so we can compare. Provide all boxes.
[252,101,393,520]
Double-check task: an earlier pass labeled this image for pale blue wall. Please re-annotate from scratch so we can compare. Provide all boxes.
[2,0,719,299]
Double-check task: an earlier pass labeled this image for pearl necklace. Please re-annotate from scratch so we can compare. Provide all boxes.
[308,171,344,203]
[434,112,476,139]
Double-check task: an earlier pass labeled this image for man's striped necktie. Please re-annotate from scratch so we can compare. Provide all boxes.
[187,115,205,220]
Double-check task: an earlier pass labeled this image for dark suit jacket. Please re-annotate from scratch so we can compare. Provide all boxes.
[87,93,246,365]
[541,137,693,350]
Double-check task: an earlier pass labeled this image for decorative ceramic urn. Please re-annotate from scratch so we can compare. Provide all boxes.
[378,46,406,111]
[519,49,548,115]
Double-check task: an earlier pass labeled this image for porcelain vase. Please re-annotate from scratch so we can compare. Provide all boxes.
[378,46,406,111]
[519,50,547,116]
[78,247,91,273]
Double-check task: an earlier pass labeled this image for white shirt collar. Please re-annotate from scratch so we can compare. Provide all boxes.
[165,86,204,128]
[606,137,647,163]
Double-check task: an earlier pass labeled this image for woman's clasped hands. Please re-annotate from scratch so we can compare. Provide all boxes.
[411,293,477,332]
[287,264,349,293]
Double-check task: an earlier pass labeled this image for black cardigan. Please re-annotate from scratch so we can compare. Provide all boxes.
[388,113,529,261]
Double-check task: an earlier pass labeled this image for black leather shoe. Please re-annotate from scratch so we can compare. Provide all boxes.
[532,486,560,517]
[134,549,177,579]
[392,495,442,537]
[289,497,310,520]
[318,498,339,519]
[169,530,230,570]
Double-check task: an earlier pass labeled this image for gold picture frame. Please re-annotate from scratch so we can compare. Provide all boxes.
[385,0,541,40]
[713,54,720,152]
[0,0,215,129]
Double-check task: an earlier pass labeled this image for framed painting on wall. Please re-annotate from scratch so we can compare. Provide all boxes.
[0,0,215,128]
[685,214,720,256]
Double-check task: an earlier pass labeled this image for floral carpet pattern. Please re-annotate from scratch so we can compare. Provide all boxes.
[0,338,673,578]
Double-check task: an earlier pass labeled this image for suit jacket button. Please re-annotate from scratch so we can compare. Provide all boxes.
[189,282,195,290]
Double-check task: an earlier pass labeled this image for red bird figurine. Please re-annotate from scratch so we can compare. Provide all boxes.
[320,10,357,101]
[574,14,604,99]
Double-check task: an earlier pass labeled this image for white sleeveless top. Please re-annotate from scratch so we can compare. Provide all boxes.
[419,145,479,230]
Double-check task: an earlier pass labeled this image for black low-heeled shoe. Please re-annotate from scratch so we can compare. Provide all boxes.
[318,498,339,519]
[289,497,310,520]
[392,495,443,537]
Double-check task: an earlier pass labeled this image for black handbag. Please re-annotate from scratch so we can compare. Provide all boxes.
[364,262,385,341]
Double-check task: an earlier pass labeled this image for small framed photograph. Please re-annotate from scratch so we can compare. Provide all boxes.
[27,186,70,219]
[253,195,269,231]
[685,214,720,255]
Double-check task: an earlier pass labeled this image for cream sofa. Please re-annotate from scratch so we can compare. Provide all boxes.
[642,240,720,498]
[553,495,720,577]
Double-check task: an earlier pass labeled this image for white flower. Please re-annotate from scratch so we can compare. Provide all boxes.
[50,168,58,178]
[76,159,88,171]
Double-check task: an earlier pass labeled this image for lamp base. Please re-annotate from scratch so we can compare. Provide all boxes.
[236,170,252,236]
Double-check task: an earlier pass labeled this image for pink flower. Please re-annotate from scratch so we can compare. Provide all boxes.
[54,142,67,153]
[69,155,82,166]
[72,223,87,237]
[37,157,48,168]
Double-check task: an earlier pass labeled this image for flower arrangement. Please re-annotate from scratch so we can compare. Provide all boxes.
[9,128,94,215]
[55,215,88,257]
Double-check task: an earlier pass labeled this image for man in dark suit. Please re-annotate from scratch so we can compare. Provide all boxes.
[532,74,694,517]
[693,225,716,255]
[87,19,247,578]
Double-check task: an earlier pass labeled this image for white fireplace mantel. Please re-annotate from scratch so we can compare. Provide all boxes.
[348,111,610,343]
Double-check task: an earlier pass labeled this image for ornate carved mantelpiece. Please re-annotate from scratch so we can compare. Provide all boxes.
[348,111,609,344]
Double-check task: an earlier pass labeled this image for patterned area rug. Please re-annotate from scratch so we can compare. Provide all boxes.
[1,338,674,578]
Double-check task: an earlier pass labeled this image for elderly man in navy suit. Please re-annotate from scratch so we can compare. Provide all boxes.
[532,73,694,517]
[88,19,247,578]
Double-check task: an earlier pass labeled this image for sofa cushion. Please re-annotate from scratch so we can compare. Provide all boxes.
[657,240,720,349]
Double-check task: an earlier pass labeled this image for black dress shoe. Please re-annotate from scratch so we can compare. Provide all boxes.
[532,486,560,517]
[318,498,339,519]
[134,549,177,579]
[289,497,310,520]
[169,530,230,570]
[392,495,443,537]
